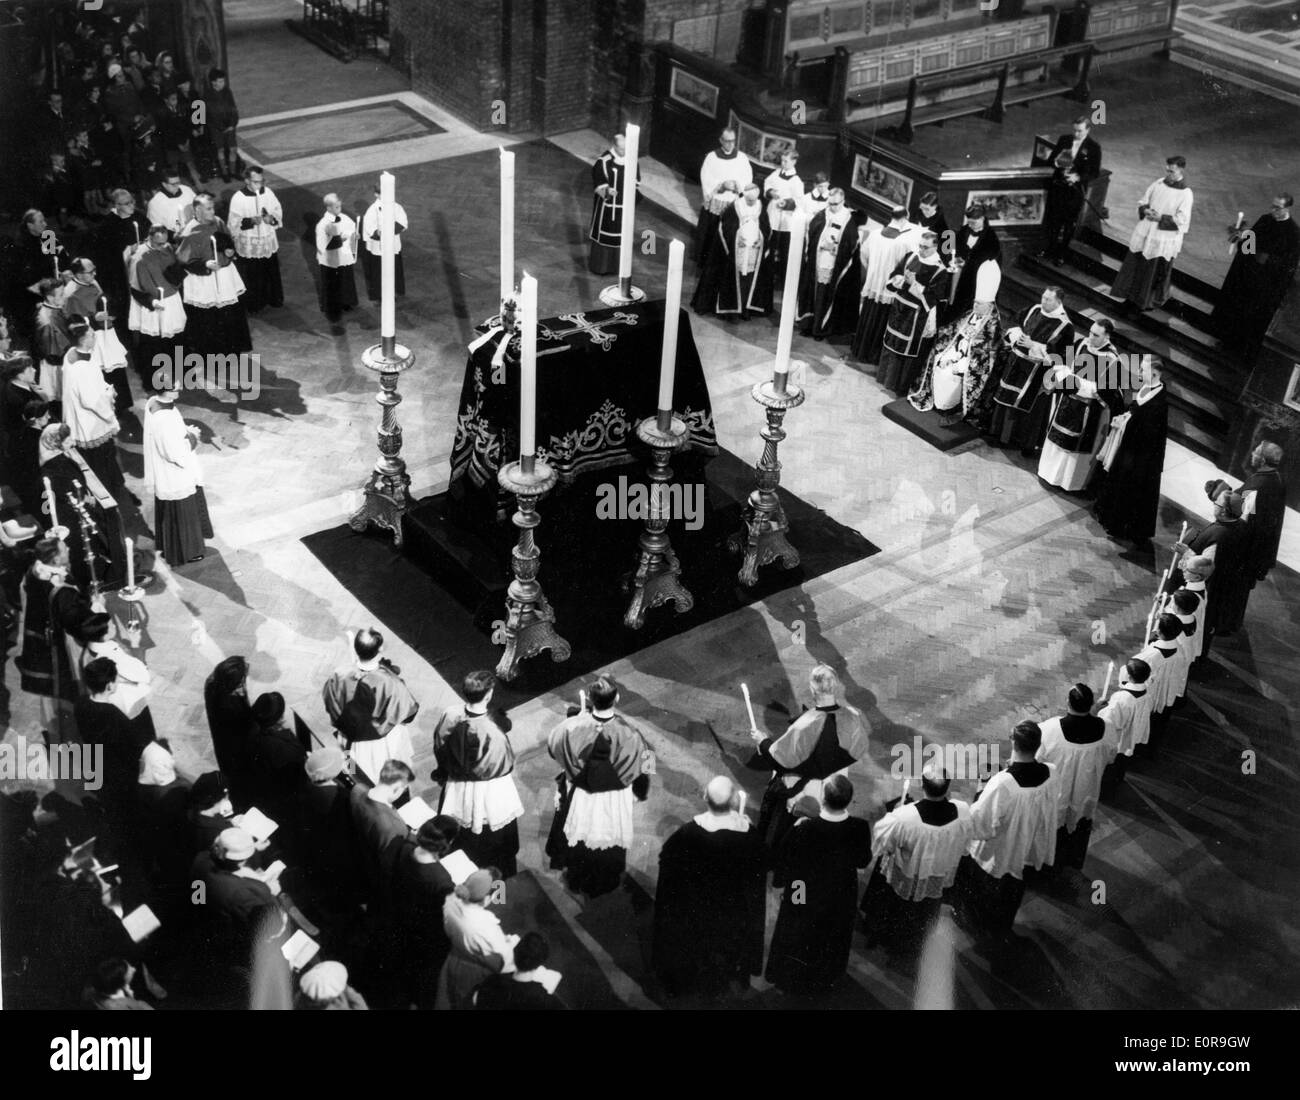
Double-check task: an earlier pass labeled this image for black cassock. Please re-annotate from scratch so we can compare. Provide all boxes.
[949,224,1001,318]
[1211,215,1300,349]
[1093,387,1168,541]
[1240,469,1286,584]
[92,210,151,341]
[1188,520,1252,637]
[588,150,639,276]
[690,200,773,317]
[765,815,873,993]
[796,209,863,338]
[650,821,767,998]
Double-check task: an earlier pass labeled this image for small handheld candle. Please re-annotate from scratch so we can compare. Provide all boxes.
[1101,660,1114,702]
[741,682,757,731]
[43,476,59,529]
[125,535,135,589]
[519,274,537,460]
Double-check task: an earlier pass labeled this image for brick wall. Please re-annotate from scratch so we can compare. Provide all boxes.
[390,0,505,130]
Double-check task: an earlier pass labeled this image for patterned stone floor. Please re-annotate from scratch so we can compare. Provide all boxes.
[2,13,1297,1011]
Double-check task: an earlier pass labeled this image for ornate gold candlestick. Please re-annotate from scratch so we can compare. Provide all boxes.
[730,370,805,586]
[495,457,571,681]
[349,338,415,546]
[624,412,695,629]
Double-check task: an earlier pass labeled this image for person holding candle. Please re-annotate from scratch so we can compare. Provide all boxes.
[1093,356,1167,545]
[34,278,73,406]
[1034,683,1116,871]
[227,165,284,314]
[315,193,360,325]
[690,181,772,319]
[61,317,128,504]
[693,128,752,266]
[877,230,952,397]
[61,259,132,415]
[1211,195,1299,359]
[588,132,640,276]
[746,664,870,854]
[144,170,196,241]
[126,225,186,391]
[174,192,252,359]
[360,179,408,303]
[1204,441,1288,592]
[545,675,652,898]
[1111,156,1193,311]
[143,386,212,564]
[1170,490,1251,660]
[796,188,864,341]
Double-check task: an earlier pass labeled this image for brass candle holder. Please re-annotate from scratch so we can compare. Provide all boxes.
[348,338,415,546]
[495,456,571,681]
[623,411,695,629]
[730,366,805,586]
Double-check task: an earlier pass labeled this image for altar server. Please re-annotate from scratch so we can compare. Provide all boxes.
[691,181,772,318]
[1036,683,1115,869]
[1167,589,1201,708]
[765,776,872,993]
[762,150,804,275]
[952,720,1058,940]
[851,206,917,367]
[989,286,1074,454]
[144,170,195,239]
[1038,317,1125,491]
[227,165,284,313]
[650,776,766,999]
[431,669,524,878]
[1094,357,1167,543]
[588,133,638,276]
[174,192,252,357]
[361,180,408,300]
[545,675,651,898]
[315,193,359,323]
[1111,156,1193,311]
[859,764,973,955]
[877,230,951,396]
[322,627,420,783]
[1098,658,1152,792]
[747,664,870,851]
[693,129,752,265]
[796,188,864,340]
[1136,613,1183,730]
[61,318,126,502]
[907,259,1002,429]
[142,387,211,564]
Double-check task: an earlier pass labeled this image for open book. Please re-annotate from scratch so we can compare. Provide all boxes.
[281,929,320,970]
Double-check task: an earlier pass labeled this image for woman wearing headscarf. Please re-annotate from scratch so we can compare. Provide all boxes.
[203,656,255,807]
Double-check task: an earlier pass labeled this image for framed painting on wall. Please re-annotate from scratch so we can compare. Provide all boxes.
[965,188,1046,226]
[668,67,720,119]
[852,154,913,211]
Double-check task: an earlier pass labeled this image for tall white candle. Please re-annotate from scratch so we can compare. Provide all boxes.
[125,536,135,589]
[500,148,515,302]
[740,682,757,731]
[657,239,684,416]
[617,124,640,285]
[379,171,396,343]
[519,274,537,458]
[43,476,59,530]
[774,210,806,374]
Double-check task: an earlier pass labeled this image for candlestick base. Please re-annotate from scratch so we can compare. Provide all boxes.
[728,373,806,587]
[494,458,571,681]
[599,283,647,307]
[349,342,415,547]
[114,584,148,642]
[623,415,695,630]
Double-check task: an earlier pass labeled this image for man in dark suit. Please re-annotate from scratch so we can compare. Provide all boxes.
[1041,116,1102,264]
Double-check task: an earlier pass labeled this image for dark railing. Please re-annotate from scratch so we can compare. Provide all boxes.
[295,0,390,62]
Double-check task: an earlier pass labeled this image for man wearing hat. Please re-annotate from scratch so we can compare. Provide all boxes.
[296,960,367,1009]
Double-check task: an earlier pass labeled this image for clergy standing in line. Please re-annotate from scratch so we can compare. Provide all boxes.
[1138,614,1184,742]
[1171,490,1251,656]
[588,132,639,276]
[650,776,766,1000]
[747,664,871,852]
[877,230,951,397]
[988,286,1074,454]
[143,386,211,564]
[145,171,196,240]
[693,128,752,265]
[174,192,252,358]
[315,193,359,324]
[1212,194,1299,355]
[322,628,420,783]
[1036,683,1116,870]
[1038,317,1125,492]
[851,205,916,368]
[1207,441,1287,590]
[763,150,804,275]
[127,226,186,391]
[765,776,872,994]
[34,279,72,402]
[227,165,284,314]
[690,181,772,318]
[1097,658,1152,793]
[1167,589,1201,710]
[545,675,651,898]
[91,189,151,342]
[1094,356,1168,544]
[61,258,132,415]
[908,259,1003,429]
[430,669,524,879]
[948,204,1001,319]
[952,720,1059,941]
[61,318,127,503]
[1111,156,1193,311]
[796,188,864,340]
[859,764,973,956]
[361,180,408,301]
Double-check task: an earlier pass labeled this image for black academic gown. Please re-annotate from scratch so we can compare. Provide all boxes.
[1212,215,1300,350]
[1189,520,1252,636]
[1240,469,1286,584]
[765,814,873,993]
[93,210,151,339]
[950,224,1001,316]
[797,209,863,338]
[650,820,767,998]
[1094,388,1168,541]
